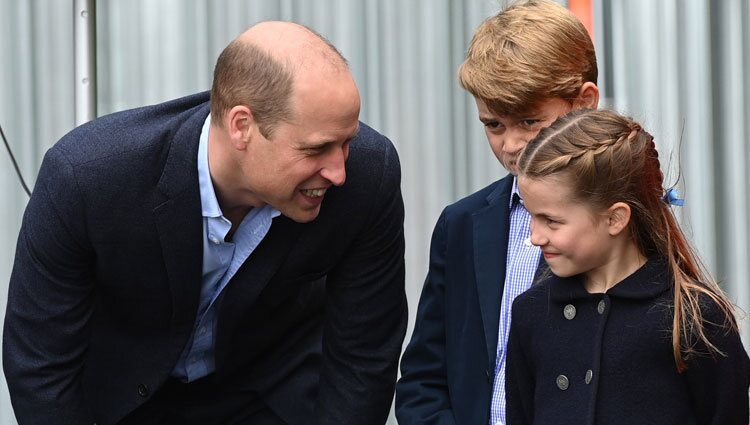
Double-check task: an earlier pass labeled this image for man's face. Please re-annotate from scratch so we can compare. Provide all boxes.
[475,97,575,175]
[237,71,361,223]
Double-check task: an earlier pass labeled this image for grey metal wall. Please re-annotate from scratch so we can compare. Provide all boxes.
[1,1,748,423]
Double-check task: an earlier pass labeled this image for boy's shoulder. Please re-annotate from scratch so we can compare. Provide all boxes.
[442,174,514,218]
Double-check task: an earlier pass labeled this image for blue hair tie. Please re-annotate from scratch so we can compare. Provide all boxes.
[663,188,685,206]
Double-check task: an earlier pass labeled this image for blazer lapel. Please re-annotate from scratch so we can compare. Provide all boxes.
[472,176,513,366]
[153,105,209,327]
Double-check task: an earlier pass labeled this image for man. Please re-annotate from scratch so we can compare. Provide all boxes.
[396,1,599,424]
[3,22,406,425]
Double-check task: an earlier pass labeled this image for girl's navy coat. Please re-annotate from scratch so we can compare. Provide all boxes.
[506,258,750,425]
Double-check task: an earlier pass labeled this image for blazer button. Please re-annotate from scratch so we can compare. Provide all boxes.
[556,375,569,390]
[138,384,150,397]
[563,304,576,320]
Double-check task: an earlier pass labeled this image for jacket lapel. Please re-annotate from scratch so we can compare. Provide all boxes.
[472,176,513,366]
[153,104,209,327]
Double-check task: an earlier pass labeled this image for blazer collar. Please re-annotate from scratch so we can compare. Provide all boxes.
[472,175,514,365]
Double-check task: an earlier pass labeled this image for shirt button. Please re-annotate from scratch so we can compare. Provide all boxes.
[523,237,532,247]
[137,384,149,397]
[556,374,569,390]
[585,369,593,384]
[209,235,220,244]
[597,300,606,314]
[563,304,576,320]
[198,326,207,335]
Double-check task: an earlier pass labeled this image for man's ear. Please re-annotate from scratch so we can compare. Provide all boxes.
[225,105,256,150]
[606,202,631,236]
[573,82,600,109]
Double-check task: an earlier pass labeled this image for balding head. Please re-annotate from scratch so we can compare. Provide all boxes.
[210,21,350,138]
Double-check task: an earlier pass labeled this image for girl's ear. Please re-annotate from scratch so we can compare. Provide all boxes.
[606,202,631,236]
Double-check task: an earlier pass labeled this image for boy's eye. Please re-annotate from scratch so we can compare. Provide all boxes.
[520,119,541,128]
[484,121,502,130]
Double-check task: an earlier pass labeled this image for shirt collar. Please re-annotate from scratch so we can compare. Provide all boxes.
[509,176,521,210]
[197,115,223,218]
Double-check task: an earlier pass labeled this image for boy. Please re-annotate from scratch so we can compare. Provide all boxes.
[396,1,599,423]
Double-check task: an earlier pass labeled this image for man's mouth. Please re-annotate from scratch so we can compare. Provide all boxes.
[301,188,327,198]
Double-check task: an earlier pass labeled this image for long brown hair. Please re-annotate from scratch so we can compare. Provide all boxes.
[518,108,738,372]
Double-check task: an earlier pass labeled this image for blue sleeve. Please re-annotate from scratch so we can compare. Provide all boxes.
[2,146,96,424]
[396,211,458,425]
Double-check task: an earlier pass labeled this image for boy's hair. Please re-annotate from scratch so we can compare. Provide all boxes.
[518,108,738,373]
[458,0,597,116]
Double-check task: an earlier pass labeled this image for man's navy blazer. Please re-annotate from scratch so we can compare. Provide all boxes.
[396,175,515,424]
[3,92,407,425]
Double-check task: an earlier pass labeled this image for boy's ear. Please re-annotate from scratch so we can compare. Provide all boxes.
[574,82,600,109]
[606,202,631,236]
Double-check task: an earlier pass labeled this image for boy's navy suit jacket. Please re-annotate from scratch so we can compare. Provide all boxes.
[397,174,522,424]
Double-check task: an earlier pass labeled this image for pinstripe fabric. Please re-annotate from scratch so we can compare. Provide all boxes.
[489,178,541,425]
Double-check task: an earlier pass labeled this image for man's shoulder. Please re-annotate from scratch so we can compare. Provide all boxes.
[52,92,210,165]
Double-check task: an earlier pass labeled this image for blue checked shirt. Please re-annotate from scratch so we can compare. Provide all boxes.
[489,178,541,425]
[171,115,280,382]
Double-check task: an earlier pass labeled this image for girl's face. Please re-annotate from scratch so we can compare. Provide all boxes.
[518,175,614,279]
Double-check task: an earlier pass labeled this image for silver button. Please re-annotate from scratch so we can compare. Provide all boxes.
[585,369,593,384]
[597,300,606,314]
[563,304,576,320]
[556,374,569,390]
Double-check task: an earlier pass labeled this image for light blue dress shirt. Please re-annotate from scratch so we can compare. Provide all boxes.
[489,178,541,425]
[171,115,280,382]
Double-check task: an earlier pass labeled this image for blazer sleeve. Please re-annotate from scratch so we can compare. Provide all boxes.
[395,210,458,425]
[683,299,750,425]
[314,138,408,425]
[2,146,96,424]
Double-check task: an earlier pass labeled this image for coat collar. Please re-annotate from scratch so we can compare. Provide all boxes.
[548,257,671,304]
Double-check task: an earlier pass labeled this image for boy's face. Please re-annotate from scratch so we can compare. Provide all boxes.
[475,97,575,175]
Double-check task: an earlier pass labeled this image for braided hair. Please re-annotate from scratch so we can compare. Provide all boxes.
[518,108,738,372]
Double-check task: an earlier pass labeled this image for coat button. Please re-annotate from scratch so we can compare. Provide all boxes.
[137,384,149,397]
[556,374,569,390]
[585,369,593,384]
[597,300,606,314]
[563,304,576,320]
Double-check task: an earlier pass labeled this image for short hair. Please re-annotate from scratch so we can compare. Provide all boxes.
[210,40,294,139]
[458,0,598,116]
[210,25,347,139]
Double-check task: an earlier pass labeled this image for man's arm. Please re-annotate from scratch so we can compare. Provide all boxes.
[315,138,407,425]
[3,147,96,424]
[395,210,458,425]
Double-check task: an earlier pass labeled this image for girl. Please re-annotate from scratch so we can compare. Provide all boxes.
[506,108,749,425]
